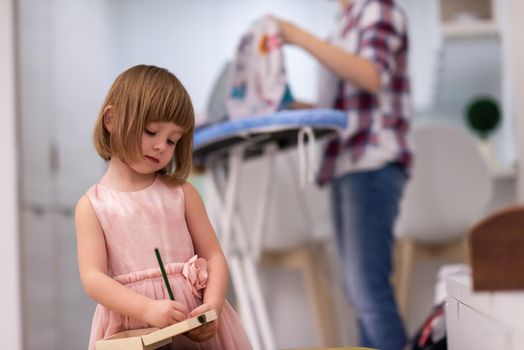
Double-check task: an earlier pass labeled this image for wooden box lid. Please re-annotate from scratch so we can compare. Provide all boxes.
[469,206,524,291]
[95,309,217,350]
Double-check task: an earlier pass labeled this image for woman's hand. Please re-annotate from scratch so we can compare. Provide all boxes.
[185,303,219,342]
[276,18,307,46]
[142,299,189,329]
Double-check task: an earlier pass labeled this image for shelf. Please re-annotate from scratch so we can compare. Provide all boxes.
[440,0,497,39]
[442,20,499,39]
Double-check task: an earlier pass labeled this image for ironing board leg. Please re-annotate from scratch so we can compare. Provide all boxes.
[209,146,276,350]
[220,146,243,254]
[246,144,278,349]
[228,255,262,350]
[251,143,277,260]
[244,255,277,350]
[209,153,262,350]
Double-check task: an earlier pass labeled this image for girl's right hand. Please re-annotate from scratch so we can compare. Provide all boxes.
[143,299,189,328]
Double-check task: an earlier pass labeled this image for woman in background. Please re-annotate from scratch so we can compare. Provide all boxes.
[277,1,412,349]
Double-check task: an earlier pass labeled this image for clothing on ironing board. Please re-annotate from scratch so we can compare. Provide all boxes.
[226,15,293,119]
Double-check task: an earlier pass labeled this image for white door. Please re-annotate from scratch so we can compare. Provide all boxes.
[17,0,112,348]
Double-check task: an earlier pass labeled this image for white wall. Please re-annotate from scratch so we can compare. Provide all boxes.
[0,0,22,348]
[505,0,524,201]
[400,0,441,111]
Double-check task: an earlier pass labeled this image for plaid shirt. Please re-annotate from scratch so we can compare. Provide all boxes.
[317,0,412,185]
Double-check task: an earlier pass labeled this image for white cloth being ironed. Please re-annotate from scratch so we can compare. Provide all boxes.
[226,15,288,119]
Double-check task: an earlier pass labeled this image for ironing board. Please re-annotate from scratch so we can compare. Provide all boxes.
[193,109,348,350]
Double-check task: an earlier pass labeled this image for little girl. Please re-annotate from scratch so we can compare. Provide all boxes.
[75,64,252,349]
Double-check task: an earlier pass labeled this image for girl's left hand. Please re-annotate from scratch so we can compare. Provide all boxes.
[185,303,219,342]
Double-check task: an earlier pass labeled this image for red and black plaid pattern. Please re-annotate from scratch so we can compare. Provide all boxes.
[318,0,412,185]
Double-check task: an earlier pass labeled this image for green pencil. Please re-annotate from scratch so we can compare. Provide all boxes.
[154,248,175,301]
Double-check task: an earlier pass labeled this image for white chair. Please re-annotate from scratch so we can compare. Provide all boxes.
[393,122,493,319]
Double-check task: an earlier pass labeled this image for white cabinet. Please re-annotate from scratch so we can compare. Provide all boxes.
[445,275,524,350]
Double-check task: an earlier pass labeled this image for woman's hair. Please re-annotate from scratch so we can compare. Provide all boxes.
[93,65,195,184]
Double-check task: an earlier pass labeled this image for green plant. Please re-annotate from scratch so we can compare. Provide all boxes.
[465,97,501,139]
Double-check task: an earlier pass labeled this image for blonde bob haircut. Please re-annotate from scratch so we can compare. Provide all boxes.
[93,65,195,185]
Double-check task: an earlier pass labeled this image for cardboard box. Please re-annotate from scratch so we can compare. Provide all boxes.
[95,309,217,350]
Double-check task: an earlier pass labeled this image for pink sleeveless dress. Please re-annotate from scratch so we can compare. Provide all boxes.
[85,177,252,349]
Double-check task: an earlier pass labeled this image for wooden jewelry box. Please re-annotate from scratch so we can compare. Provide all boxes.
[95,309,217,350]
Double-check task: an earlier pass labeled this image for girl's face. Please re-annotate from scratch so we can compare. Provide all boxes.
[130,121,185,175]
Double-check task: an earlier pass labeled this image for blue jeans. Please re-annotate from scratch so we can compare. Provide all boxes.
[330,163,407,350]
